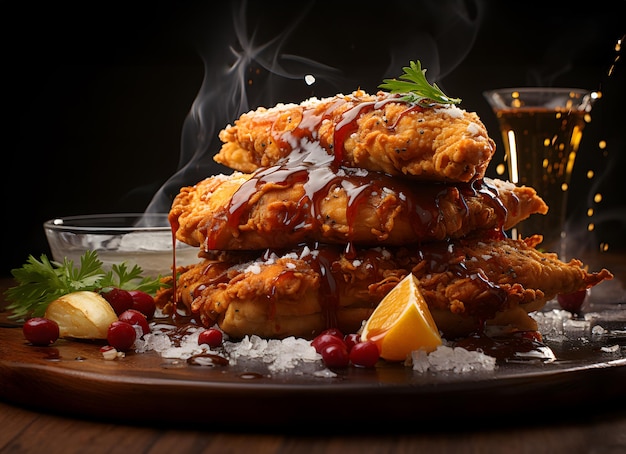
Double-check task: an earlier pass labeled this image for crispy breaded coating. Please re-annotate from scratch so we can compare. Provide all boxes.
[169,168,548,251]
[155,238,612,340]
[215,90,496,183]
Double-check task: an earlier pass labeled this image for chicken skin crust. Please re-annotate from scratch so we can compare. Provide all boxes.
[215,90,496,183]
[155,237,612,340]
[169,168,548,251]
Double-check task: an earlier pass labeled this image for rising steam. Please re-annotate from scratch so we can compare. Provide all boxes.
[145,0,485,214]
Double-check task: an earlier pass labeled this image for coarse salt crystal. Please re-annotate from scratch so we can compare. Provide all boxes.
[592,325,607,335]
[601,344,620,353]
[223,335,322,373]
[314,369,338,378]
[435,105,465,119]
[466,122,481,135]
[351,168,369,177]
[299,246,311,259]
[244,263,262,275]
[410,345,497,373]
[101,346,120,360]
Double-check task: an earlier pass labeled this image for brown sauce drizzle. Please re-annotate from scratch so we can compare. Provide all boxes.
[204,164,508,252]
[306,245,340,329]
[170,216,181,314]
[331,98,411,165]
[268,93,422,167]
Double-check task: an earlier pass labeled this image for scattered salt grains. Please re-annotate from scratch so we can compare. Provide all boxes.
[137,324,332,375]
[530,309,610,342]
[223,335,322,373]
[562,319,591,338]
[240,250,323,276]
[136,325,207,360]
[531,309,573,341]
[410,346,497,373]
[351,167,369,177]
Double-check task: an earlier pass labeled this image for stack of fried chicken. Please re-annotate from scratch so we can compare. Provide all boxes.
[156,89,613,340]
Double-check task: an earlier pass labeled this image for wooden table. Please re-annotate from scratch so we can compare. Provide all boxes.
[2,398,626,453]
[3,255,626,454]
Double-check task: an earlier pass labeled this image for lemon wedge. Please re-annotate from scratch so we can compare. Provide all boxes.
[361,273,442,361]
[44,291,118,339]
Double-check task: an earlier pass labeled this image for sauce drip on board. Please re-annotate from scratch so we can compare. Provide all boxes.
[456,332,554,363]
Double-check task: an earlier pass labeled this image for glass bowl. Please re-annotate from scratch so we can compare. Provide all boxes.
[43,213,199,277]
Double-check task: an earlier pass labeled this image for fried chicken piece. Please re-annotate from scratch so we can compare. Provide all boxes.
[169,166,548,251]
[215,90,496,183]
[155,238,613,340]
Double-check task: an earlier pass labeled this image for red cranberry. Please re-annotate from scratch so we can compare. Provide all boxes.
[23,317,59,346]
[557,289,587,314]
[198,328,223,348]
[118,309,150,336]
[349,341,380,368]
[128,290,156,319]
[320,343,350,368]
[311,333,346,354]
[344,333,360,352]
[100,288,134,315]
[107,321,137,352]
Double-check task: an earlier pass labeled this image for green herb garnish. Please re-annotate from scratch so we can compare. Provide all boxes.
[4,250,165,320]
[379,60,461,106]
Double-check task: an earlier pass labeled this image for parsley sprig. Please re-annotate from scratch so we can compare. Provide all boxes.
[4,250,165,320]
[379,60,461,106]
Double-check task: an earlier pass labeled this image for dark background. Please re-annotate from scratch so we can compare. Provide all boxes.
[5,0,625,276]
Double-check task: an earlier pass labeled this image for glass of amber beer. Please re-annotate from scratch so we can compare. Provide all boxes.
[483,87,597,258]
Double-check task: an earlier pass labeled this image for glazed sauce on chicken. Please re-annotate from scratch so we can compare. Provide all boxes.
[206,159,508,251]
